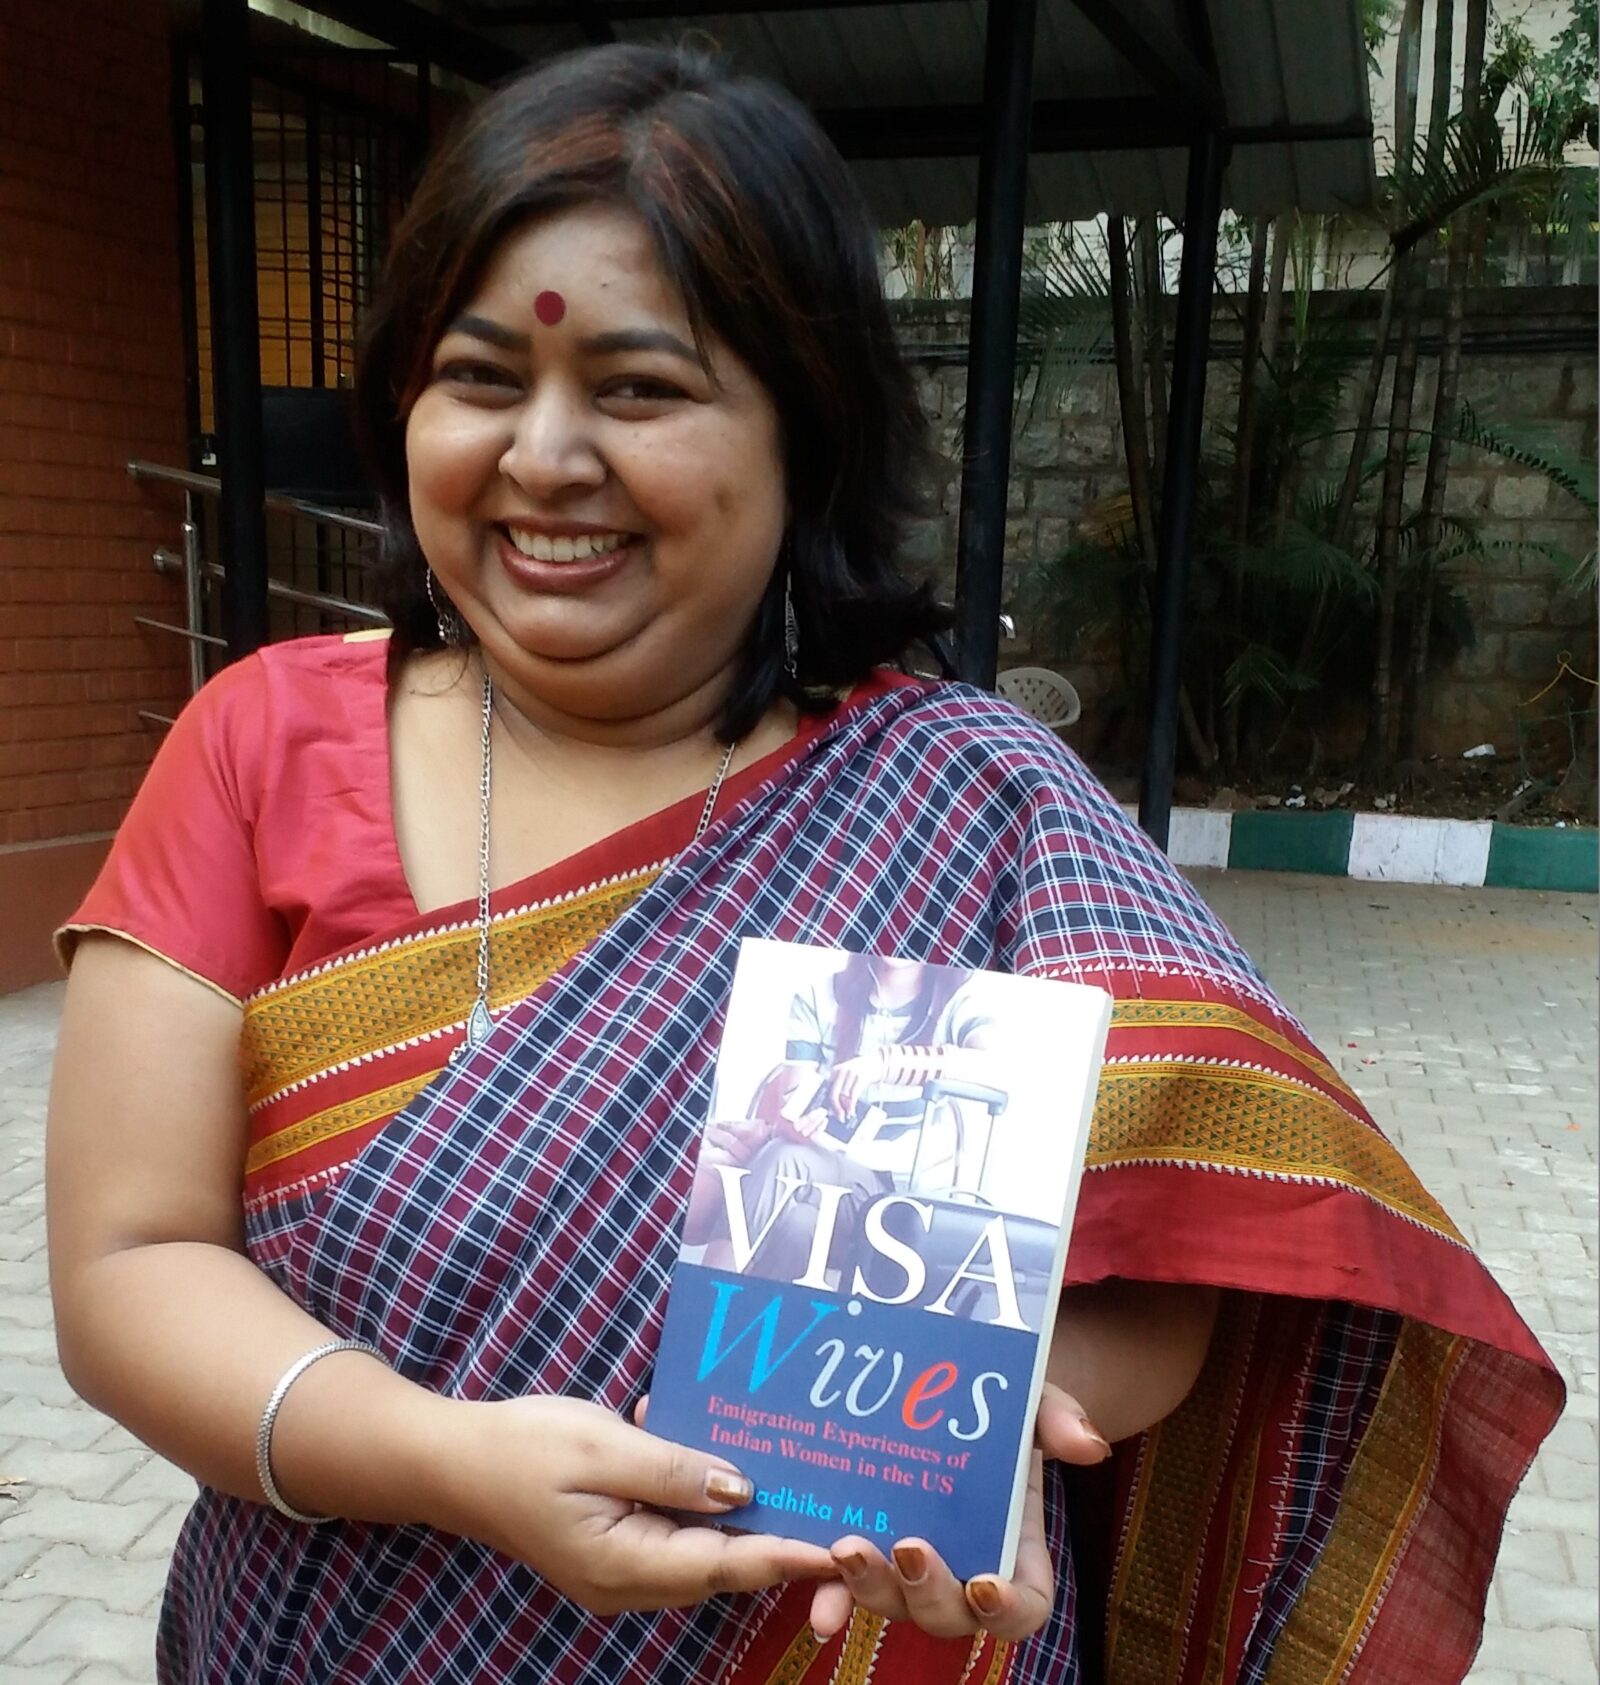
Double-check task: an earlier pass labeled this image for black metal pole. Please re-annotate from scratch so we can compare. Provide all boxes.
[414,57,433,173]
[1137,128,1227,848]
[953,0,1037,688]
[170,39,205,467]
[202,0,271,659]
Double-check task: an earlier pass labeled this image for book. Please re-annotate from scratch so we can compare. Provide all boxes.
[649,938,1113,1582]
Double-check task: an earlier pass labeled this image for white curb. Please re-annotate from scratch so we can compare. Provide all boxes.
[1349,813,1494,885]
[1121,805,1524,888]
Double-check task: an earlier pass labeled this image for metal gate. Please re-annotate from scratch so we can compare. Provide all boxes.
[169,29,430,669]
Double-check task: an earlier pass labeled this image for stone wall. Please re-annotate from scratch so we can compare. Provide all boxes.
[1438,322,1596,757]
[896,286,1597,765]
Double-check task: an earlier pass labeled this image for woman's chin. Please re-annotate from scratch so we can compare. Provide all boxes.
[484,628,706,723]
[488,607,649,671]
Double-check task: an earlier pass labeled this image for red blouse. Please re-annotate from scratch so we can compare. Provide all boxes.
[62,631,883,1002]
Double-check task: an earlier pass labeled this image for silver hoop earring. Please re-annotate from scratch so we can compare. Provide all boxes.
[426,570,460,646]
[783,570,800,680]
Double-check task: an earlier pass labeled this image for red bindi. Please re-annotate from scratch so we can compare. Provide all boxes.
[533,290,567,327]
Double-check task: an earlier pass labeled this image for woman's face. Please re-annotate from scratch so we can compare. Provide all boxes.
[867,956,924,999]
[404,202,787,731]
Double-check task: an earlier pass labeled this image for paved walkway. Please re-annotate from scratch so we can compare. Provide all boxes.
[0,873,1594,1682]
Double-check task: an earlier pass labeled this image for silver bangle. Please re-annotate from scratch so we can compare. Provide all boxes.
[255,1338,385,1524]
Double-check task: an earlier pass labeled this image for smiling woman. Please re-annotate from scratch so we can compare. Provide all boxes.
[401,202,789,725]
[46,37,1562,1685]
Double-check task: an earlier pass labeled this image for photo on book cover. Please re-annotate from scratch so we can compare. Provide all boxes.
[651,938,1111,1580]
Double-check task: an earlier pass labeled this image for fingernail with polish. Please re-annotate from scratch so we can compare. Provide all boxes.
[835,1547,869,1576]
[705,1469,753,1506]
[892,1543,927,1584]
[967,1576,1004,1618]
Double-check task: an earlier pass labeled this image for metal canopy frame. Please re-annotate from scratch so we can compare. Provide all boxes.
[200,0,1370,851]
[935,0,1231,851]
[817,98,1370,159]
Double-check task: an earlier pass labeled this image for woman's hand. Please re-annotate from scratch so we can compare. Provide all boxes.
[824,1052,884,1119]
[807,1381,1111,1642]
[772,1107,831,1143]
[431,1394,835,1614]
[705,1117,775,1165]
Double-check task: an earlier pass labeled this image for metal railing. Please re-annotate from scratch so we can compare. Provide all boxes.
[129,459,388,723]
[129,459,385,538]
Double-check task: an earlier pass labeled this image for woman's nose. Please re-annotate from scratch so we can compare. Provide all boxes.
[497,385,606,496]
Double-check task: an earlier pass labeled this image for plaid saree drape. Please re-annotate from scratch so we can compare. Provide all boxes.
[158,680,1560,1685]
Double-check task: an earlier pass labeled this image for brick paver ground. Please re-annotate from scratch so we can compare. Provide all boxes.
[0,872,1594,1683]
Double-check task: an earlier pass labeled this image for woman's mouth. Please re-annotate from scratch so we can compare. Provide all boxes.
[501,525,634,564]
[493,524,639,593]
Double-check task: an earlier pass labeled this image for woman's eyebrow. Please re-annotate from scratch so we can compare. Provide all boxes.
[579,327,703,366]
[444,313,529,352]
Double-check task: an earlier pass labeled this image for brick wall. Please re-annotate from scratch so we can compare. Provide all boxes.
[0,0,189,987]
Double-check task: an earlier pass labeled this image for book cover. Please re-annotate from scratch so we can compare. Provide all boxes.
[649,938,1113,1581]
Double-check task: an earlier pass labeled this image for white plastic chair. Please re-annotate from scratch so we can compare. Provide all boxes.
[997,666,1082,731]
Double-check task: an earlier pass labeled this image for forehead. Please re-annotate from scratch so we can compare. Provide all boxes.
[468,202,688,323]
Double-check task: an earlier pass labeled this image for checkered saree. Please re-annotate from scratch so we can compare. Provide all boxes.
[160,679,1562,1685]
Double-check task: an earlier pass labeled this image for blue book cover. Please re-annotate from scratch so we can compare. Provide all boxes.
[649,939,1112,1581]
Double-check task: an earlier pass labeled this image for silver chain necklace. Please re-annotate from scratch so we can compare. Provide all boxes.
[459,666,738,1053]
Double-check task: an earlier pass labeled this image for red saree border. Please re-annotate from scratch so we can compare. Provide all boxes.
[242,917,1542,1377]
[722,1594,1013,1685]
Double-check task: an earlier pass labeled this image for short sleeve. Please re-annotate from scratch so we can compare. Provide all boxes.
[942,984,999,1048]
[785,983,826,1064]
[56,657,291,1002]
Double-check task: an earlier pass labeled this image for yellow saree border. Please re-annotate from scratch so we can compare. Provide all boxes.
[246,1073,436,1177]
[1088,1065,1463,1243]
[1110,998,1355,1102]
[1104,1293,1262,1682]
[831,1611,887,1684]
[1261,1323,1466,1685]
[760,1626,821,1685]
[1105,1310,1468,1685]
[751,1615,1004,1685]
[1196,1400,1270,1685]
[955,1636,1013,1685]
[241,866,664,1109]
[243,950,1463,1238]
[974,1643,1012,1685]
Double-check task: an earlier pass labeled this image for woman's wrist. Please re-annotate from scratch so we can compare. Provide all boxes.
[405,1393,506,1544]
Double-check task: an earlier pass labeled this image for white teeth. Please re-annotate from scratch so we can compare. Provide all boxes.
[505,528,627,562]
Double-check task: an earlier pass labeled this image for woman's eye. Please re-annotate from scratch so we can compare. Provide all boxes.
[604,376,686,403]
[436,360,518,391]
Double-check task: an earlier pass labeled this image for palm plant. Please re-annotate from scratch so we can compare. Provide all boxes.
[1453,399,1599,585]
[1010,0,1591,783]
[1017,402,1478,775]
[880,3,1593,785]
[882,220,964,300]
